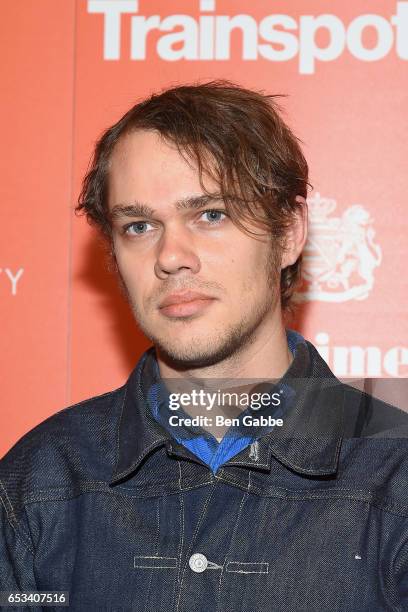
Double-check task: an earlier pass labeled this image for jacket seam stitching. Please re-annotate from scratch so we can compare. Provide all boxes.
[0,480,35,556]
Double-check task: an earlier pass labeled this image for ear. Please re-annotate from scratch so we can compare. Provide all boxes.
[280,195,308,269]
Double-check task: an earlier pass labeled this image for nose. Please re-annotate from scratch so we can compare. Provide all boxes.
[154,226,201,279]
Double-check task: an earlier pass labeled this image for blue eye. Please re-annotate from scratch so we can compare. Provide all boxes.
[124,221,153,235]
[201,210,226,223]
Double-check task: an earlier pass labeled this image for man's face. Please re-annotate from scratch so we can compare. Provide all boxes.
[108,129,283,368]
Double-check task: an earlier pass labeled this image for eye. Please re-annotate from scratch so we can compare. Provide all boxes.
[123,221,154,236]
[200,209,227,224]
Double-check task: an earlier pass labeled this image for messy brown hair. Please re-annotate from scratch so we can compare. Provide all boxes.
[76,80,310,311]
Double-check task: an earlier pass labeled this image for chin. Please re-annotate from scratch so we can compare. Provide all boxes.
[137,309,261,369]
[155,344,228,369]
[152,326,252,370]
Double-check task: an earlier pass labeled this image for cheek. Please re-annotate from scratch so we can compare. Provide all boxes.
[240,249,274,294]
[115,254,144,298]
[116,257,133,287]
[225,259,258,296]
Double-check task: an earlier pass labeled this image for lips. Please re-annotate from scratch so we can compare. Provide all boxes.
[159,291,214,309]
[158,291,216,318]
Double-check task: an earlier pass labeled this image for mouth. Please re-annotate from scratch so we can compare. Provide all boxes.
[158,291,216,318]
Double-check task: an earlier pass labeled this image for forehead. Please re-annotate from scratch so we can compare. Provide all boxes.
[107,130,216,211]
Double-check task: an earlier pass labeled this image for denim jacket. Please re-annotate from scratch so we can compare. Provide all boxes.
[1,339,408,611]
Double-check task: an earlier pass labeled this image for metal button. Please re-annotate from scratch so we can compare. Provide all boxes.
[189,553,208,573]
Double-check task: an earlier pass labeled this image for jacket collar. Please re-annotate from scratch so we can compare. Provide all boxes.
[109,336,344,484]
[109,352,171,484]
[225,340,344,476]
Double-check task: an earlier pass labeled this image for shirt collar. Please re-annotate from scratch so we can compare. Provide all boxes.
[109,331,344,484]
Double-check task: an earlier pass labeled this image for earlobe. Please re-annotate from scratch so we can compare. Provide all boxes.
[280,196,308,269]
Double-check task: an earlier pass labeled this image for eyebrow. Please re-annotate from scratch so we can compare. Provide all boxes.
[109,193,224,221]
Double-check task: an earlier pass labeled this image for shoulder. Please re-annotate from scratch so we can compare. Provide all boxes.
[304,339,408,437]
[0,385,126,517]
[341,382,408,438]
[1,385,126,462]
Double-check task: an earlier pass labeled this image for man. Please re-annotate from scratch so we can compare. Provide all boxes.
[1,81,408,611]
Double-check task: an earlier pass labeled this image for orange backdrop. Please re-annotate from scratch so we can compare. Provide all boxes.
[1,0,407,458]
